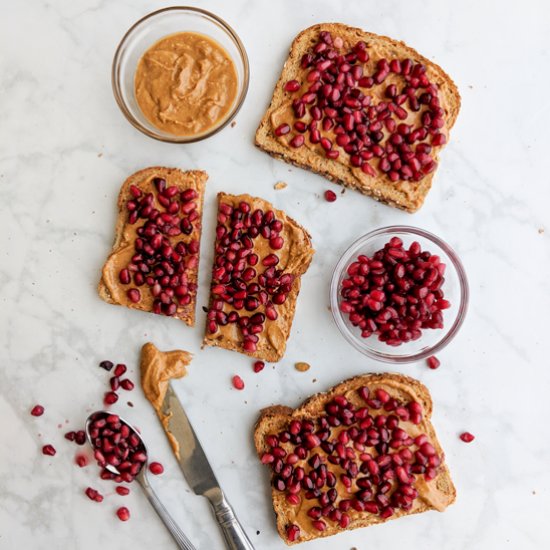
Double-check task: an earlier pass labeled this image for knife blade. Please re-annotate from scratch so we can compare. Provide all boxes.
[161,383,255,550]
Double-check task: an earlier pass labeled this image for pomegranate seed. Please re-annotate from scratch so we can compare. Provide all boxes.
[286,524,300,541]
[99,360,114,371]
[324,190,337,202]
[104,392,119,405]
[460,432,475,443]
[126,289,141,303]
[284,80,301,92]
[426,356,440,369]
[253,361,265,373]
[85,487,103,503]
[116,486,130,496]
[232,375,245,390]
[120,379,135,391]
[116,507,130,521]
[42,444,56,456]
[114,364,127,377]
[149,462,164,475]
[30,405,44,417]
[75,454,88,467]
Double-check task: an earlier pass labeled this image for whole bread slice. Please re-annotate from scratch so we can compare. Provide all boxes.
[255,23,461,212]
[203,192,314,362]
[98,167,207,326]
[254,373,456,545]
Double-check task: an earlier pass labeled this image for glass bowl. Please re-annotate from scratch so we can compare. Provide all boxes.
[111,6,250,143]
[330,226,469,364]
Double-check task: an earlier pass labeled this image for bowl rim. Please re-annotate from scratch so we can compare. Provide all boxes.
[111,5,250,143]
[330,225,469,364]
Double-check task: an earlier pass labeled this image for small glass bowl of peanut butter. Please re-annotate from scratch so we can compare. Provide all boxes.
[112,7,249,143]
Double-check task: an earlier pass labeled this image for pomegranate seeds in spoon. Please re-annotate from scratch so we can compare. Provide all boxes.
[339,237,450,346]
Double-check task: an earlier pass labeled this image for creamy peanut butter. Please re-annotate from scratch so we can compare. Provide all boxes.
[140,342,192,459]
[135,32,238,136]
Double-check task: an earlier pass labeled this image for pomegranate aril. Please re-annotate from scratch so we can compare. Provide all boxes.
[116,486,130,496]
[284,80,301,92]
[85,487,103,503]
[232,375,245,390]
[42,444,56,456]
[114,364,127,377]
[116,507,130,521]
[426,355,440,369]
[104,392,119,405]
[324,190,337,202]
[253,361,265,373]
[460,432,475,443]
[149,462,164,475]
[31,405,44,417]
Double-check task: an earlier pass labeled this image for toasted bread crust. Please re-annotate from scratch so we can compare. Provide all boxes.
[203,193,314,362]
[255,23,461,212]
[254,373,456,545]
[98,167,207,326]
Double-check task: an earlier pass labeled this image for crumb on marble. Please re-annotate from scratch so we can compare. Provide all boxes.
[295,362,310,372]
[312,378,317,383]
[127,401,134,407]
[98,153,103,157]
[231,121,236,127]
[538,227,544,234]
[256,530,260,535]
[274,181,287,190]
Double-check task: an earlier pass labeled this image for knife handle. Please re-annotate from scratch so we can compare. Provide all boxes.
[210,491,255,550]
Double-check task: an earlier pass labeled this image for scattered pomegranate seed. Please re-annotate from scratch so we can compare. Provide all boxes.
[30,405,44,417]
[116,486,130,496]
[459,432,475,443]
[42,444,56,456]
[114,364,127,377]
[116,506,130,521]
[85,487,104,502]
[65,431,76,441]
[426,355,440,369]
[324,190,337,202]
[75,454,88,468]
[74,430,86,445]
[99,360,114,371]
[149,462,164,475]
[253,361,265,373]
[120,379,134,391]
[286,524,300,542]
[232,375,245,390]
[104,391,119,405]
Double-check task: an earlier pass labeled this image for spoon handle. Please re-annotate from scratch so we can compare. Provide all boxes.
[138,471,197,550]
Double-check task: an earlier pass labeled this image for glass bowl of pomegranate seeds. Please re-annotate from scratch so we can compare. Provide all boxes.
[112,6,249,143]
[330,226,469,363]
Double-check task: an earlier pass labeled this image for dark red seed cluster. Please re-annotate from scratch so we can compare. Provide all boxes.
[277,31,446,183]
[259,386,441,542]
[89,413,146,484]
[103,362,134,406]
[207,201,296,354]
[118,178,201,317]
[340,237,450,346]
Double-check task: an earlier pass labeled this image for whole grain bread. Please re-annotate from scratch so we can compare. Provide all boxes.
[254,372,456,545]
[203,192,314,362]
[98,167,207,326]
[255,23,461,212]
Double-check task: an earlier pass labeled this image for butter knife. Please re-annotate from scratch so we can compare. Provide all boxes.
[161,384,255,550]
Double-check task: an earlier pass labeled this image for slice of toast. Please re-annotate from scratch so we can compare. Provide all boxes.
[254,373,456,545]
[255,23,461,212]
[98,167,207,326]
[203,192,314,362]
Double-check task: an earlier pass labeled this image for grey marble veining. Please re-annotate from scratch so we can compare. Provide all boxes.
[1,0,549,549]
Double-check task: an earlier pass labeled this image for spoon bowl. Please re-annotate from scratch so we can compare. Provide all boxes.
[85,410,196,550]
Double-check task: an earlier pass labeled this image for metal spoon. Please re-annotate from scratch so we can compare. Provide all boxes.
[86,411,196,550]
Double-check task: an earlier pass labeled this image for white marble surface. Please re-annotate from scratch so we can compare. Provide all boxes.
[1,0,549,548]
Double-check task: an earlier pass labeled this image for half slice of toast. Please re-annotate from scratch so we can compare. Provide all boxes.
[254,373,455,545]
[203,192,314,362]
[98,167,207,326]
[255,23,461,212]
